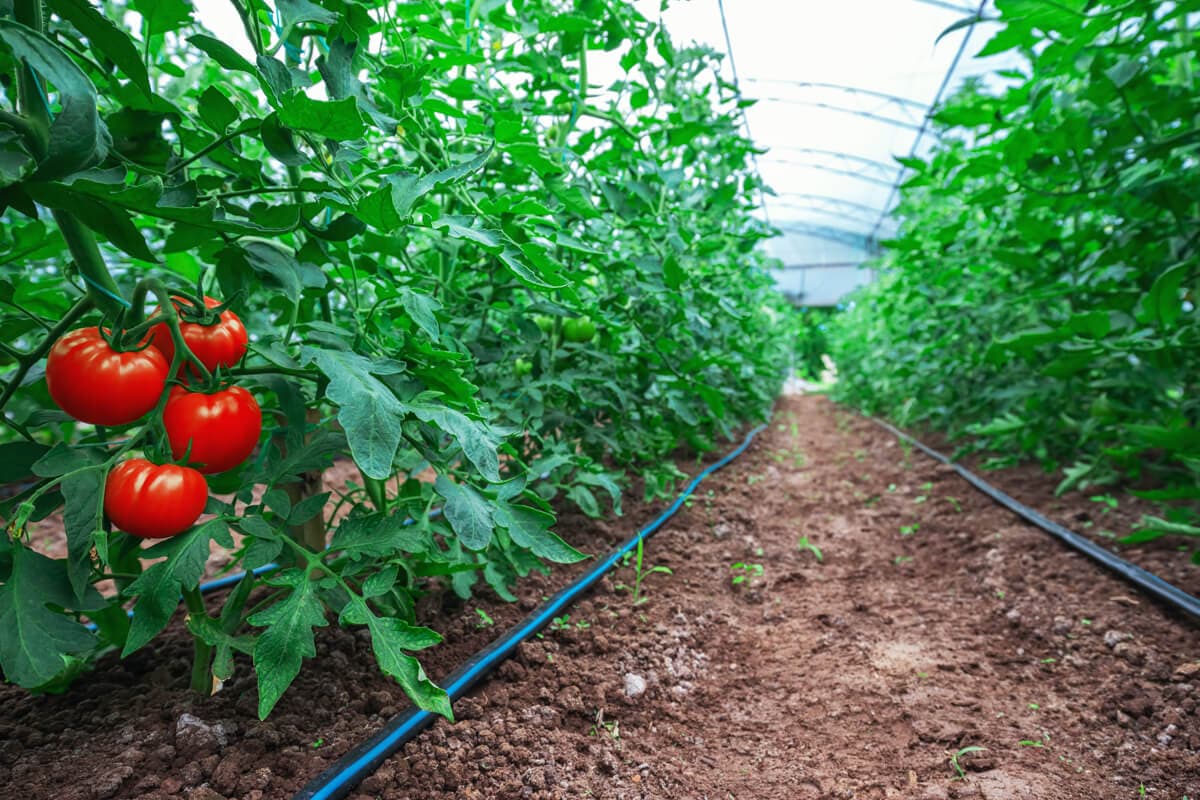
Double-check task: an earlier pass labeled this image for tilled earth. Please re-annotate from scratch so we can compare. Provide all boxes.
[2,394,1198,800]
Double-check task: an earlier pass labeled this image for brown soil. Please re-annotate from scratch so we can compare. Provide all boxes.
[2,395,1198,800]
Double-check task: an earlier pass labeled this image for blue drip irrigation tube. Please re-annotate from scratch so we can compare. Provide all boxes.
[869,416,1200,620]
[293,423,767,800]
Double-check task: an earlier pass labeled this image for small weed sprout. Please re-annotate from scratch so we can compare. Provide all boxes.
[614,538,671,605]
[948,745,985,780]
[900,523,920,536]
[589,710,620,739]
[474,608,495,628]
[730,562,764,585]
[797,536,823,563]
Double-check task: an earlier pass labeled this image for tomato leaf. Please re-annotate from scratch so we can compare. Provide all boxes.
[495,502,585,563]
[47,0,152,97]
[121,519,229,655]
[308,348,405,480]
[366,613,451,718]
[434,475,494,551]
[0,20,108,180]
[331,512,427,559]
[248,568,329,719]
[0,545,101,688]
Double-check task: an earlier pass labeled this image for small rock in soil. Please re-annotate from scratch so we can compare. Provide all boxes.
[1173,662,1200,680]
[185,788,226,800]
[91,765,133,799]
[1103,630,1132,648]
[174,713,228,757]
[623,673,647,698]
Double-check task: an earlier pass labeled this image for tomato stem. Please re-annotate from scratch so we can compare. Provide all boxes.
[129,279,215,385]
[12,0,49,157]
[52,211,130,320]
[182,587,215,696]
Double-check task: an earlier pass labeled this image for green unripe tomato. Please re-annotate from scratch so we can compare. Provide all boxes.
[533,314,555,334]
[514,357,533,377]
[563,316,597,343]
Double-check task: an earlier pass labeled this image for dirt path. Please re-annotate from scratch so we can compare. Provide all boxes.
[3,395,1198,800]
[384,394,1199,800]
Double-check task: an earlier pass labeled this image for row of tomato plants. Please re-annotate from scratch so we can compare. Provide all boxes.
[830,0,1199,551]
[0,0,797,717]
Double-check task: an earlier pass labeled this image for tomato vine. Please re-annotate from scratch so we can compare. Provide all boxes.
[0,0,796,717]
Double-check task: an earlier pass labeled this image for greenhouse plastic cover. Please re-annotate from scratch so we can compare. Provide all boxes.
[195,0,1022,307]
[643,0,1026,306]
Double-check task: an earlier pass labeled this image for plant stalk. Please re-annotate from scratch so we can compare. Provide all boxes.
[183,587,215,695]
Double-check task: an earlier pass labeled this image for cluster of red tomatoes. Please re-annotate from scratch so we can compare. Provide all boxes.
[44,296,262,539]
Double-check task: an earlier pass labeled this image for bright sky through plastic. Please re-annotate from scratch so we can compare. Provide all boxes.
[190,0,1015,305]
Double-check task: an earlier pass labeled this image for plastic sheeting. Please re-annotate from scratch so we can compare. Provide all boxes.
[642,0,1020,305]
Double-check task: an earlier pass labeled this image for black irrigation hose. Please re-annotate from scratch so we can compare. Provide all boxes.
[293,424,767,800]
[868,416,1200,621]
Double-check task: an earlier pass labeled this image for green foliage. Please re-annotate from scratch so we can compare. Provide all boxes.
[0,0,796,714]
[832,2,1199,537]
[791,306,835,381]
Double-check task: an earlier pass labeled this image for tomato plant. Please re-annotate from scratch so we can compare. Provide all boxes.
[829,2,1200,551]
[0,0,798,718]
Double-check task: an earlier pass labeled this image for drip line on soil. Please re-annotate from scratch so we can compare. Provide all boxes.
[868,416,1200,621]
[292,423,767,800]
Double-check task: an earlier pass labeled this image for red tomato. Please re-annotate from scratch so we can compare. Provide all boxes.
[148,296,248,376]
[163,385,262,474]
[104,459,208,539]
[45,327,169,426]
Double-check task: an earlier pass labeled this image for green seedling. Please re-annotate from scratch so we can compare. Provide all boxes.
[894,555,913,565]
[474,608,495,628]
[589,710,620,739]
[948,745,985,780]
[945,496,963,513]
[614,537,671,605]
[797,536,823,563]
[900,523,920,536]
[730,562,764,585]
[311,738,325,749]
[1090,494,1119,513]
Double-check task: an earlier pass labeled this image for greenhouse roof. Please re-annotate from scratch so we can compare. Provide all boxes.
[641,0,1023,305]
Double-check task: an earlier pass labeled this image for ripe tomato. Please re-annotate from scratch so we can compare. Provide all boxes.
[104,459,208,539]
[45,327,169,426]
[163,385,262,474]
[148,295,248,376]
[563,316,597,343]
